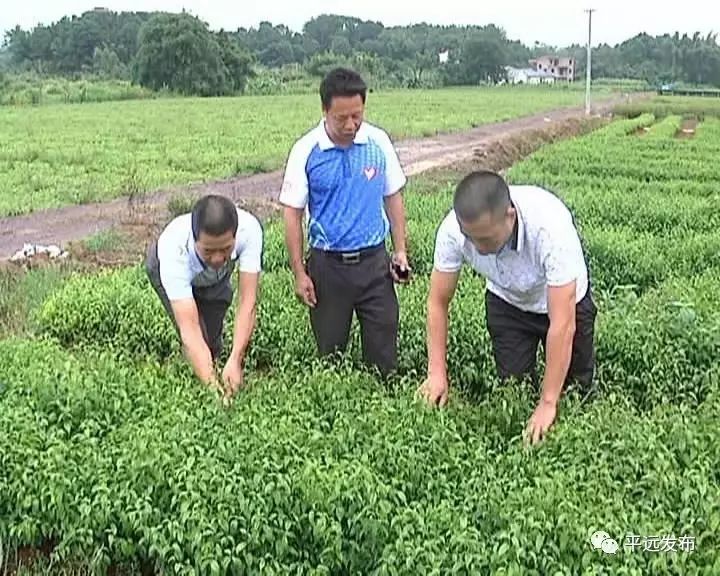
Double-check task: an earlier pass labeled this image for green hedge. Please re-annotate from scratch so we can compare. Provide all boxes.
[35,266,177,359]
[1,338,718,574]
[32,262,720,410]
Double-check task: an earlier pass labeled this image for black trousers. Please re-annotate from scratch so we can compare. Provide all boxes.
[485,286,597,390]
[145,241,233,360]
[306,244,399,377]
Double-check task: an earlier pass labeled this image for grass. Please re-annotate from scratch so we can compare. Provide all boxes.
[82,230,126,253]
[0,86,601,217]
[0,264,79,336]
[0,74,158,107]
[613,95,720,120]
[166,193,200,219]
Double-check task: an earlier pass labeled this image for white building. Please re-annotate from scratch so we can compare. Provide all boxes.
[504,66,556,85]
[530,55,575,82]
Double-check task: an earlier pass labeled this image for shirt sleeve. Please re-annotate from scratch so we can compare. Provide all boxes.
[157,237,194,301]
[433,214,464,273]
[538,225,584,287]
[278,139,310,209]
[376,129,407,196]
[236,213,263,273]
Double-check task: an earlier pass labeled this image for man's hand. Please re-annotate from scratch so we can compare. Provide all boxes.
[208,373,225,400]
[222,358,245,398]
[417,374,449,407]
[390,251,411,284]
[294,271,317,307]
[525,398,558,445]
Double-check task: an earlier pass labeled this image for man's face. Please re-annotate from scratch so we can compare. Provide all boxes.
[458,207,515,255]
[195,230,235,269]
[323,94,364,147]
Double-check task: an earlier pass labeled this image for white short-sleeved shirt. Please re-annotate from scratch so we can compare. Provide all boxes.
[278,119,407,251]
[433,185,588,314]
[157,207,263,301]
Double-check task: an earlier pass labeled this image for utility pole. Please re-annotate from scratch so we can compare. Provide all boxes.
[585,8,595,115]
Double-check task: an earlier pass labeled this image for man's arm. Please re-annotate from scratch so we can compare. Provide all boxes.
[540,281,577,405]
[378,128,409,272]
[419,213,464,406]
[283,206,317,307]
[526,222,583,444]
[536,224,582,405]
[419,269,461,406]
[278,139,317,306]
[283,206,306,278]
[227,270,260,367]
[426,269,461,381]
[384,192,407,256]
[170,300,217,385]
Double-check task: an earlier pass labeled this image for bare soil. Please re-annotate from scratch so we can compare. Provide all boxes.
[675,116,699,139]
[0,95,636,263]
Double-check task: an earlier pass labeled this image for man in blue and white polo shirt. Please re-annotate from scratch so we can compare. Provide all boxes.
[419,170,597,445]
[145,195,263,401]
[279,67,410,377]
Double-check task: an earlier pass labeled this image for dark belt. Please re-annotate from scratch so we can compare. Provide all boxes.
[311,243,385,264]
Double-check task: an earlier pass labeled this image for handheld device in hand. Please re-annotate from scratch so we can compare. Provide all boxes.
[393,263,410,280]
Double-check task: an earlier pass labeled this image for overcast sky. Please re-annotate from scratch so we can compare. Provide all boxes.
[2,0,718,48]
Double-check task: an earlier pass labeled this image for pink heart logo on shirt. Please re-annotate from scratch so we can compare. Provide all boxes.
[364,167,376,180]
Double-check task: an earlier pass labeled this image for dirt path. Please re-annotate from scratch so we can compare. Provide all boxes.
[0,95,635,260]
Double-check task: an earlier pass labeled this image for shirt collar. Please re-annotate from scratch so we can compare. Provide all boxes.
[506,214,519,251]
[513,194,525,252]
[498,197,524,254]
[317,119,369,151]
[507,191,525,252]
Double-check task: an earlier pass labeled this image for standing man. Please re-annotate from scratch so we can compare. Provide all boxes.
[419,170,597,444]
[145,194,263,402]
[279,67,410,377]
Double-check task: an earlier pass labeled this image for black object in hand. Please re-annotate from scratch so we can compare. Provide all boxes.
[393,263,409,280]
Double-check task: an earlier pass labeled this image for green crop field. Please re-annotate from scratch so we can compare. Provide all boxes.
[1,108,719,574]
[0,86,596,217]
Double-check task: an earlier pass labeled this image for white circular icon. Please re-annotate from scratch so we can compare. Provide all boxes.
[602,538,619,554]
[591,530,619,554]
[591,530,610,549]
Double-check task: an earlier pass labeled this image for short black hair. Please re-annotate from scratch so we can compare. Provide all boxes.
[453,170,511,223]
[320,67,367,110]
[191,195,238,239]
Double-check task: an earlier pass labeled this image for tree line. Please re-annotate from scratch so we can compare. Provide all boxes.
[3,9,720,96]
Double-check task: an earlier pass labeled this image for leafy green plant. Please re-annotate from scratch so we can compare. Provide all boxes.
[0,338,718,573]
[5,103,720,574]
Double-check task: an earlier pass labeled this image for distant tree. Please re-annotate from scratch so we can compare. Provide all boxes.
[303,15,347,52]
[133,13,251,96]
[4,9,720,89]
[443,29,508,85]
[305,51,351,78]
[216,30,254,92]
[93,45,127,79]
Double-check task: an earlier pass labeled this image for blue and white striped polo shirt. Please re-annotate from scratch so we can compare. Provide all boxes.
[279,120,407,251]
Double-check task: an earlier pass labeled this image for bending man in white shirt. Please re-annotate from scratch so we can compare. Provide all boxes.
[419,170,597,444]
[145,195,263,401]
